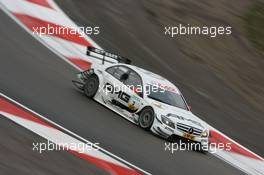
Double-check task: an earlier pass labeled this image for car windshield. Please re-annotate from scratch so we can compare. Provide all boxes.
[146,85,188,110]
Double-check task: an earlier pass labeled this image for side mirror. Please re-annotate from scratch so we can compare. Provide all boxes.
[120,73,129,81]
[188,105,192,111]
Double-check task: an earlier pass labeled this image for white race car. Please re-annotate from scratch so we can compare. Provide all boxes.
[73,47,209,148]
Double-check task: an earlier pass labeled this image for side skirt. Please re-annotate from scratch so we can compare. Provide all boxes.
[93,93,139,125]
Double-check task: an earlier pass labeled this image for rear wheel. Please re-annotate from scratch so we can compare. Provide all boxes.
[83,75,99,98]
[138,107,154,130]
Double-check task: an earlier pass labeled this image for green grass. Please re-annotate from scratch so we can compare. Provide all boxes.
[245,2,264,52]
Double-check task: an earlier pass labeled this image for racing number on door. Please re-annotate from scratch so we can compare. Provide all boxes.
[118,91,130,103]
[104,83,130,103]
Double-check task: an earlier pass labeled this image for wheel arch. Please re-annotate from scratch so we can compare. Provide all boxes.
[136,105,155,116]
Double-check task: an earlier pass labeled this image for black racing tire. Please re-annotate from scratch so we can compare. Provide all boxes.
[83,75,99,98]
[138,107,154,130]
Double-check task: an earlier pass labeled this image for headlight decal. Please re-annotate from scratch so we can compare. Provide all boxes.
[201,130,208,137]
[161,115,175,129]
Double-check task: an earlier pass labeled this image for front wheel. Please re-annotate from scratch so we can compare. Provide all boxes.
[83,75,99,98]
[138,107,154,130]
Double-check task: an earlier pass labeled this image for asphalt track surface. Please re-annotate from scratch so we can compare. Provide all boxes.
[0,6,247,175]
[0,117,108,175]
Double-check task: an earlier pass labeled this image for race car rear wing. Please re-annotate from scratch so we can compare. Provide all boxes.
[86,46,131,65]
